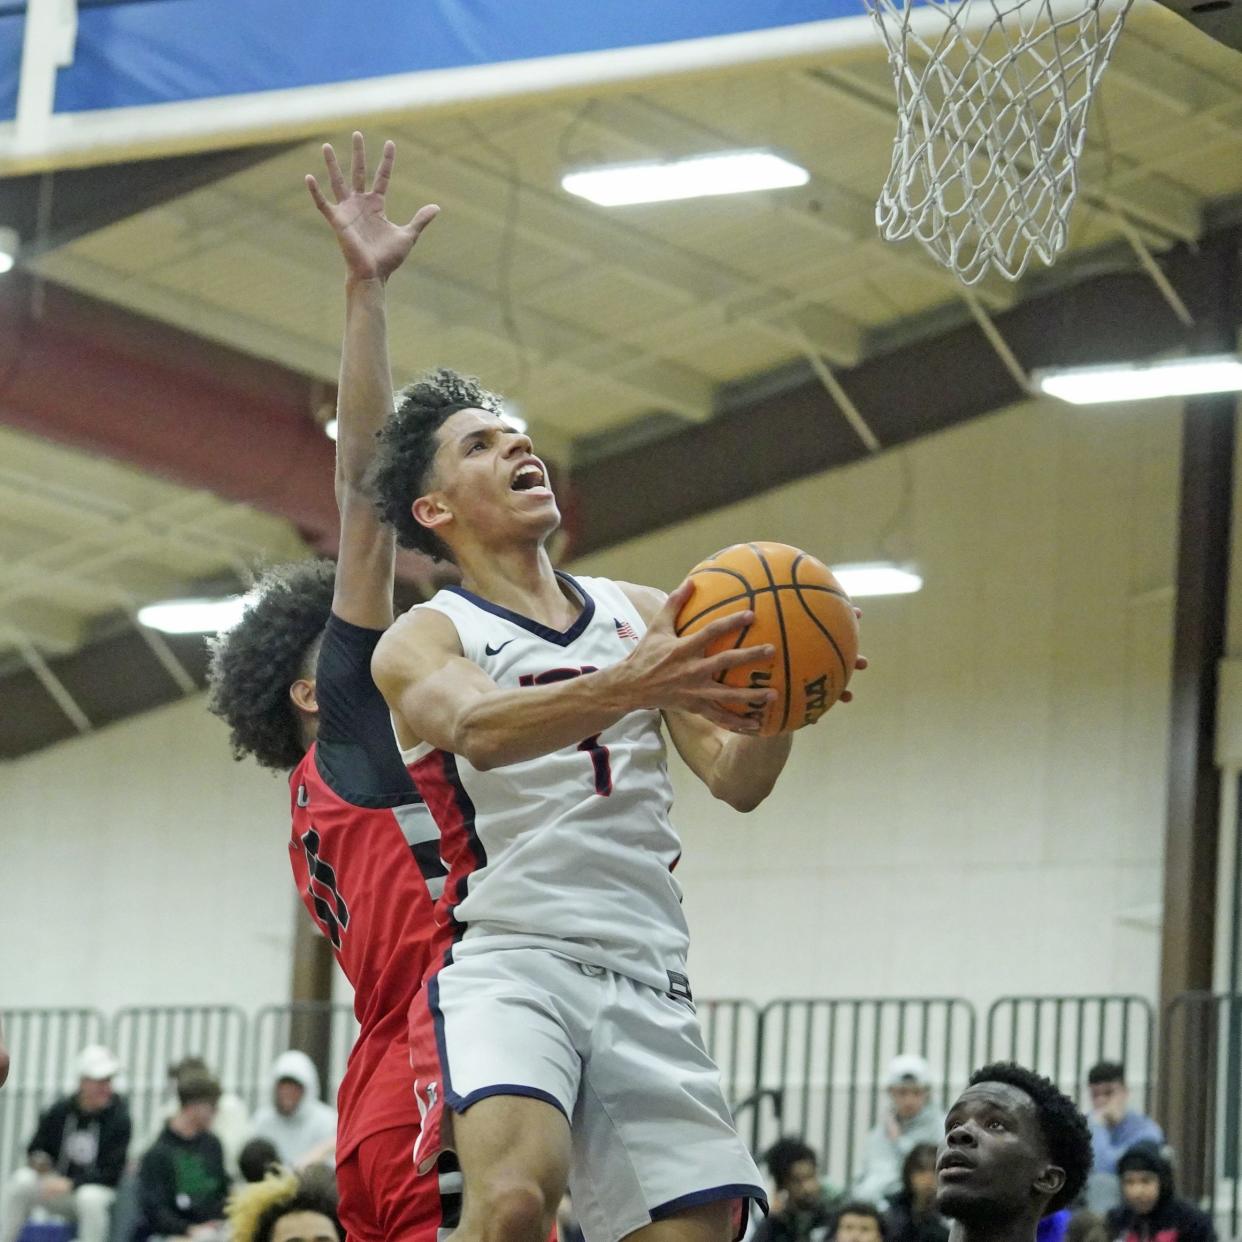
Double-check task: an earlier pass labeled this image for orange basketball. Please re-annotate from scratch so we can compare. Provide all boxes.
[674,541,859,736]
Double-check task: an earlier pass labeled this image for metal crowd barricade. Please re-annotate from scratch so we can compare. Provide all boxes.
[985,994,1156,1110]
[249,1002,359,1111]
[109,1006,249,1143]
[1160,992,1242,1236]
[753,997,976,1185]
[696,1000,762,1125]
[0,1008,107,1218]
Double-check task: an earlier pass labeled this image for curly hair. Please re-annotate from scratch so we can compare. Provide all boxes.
[205,560,335,771]
[370,367,503,560]
[968,1061,1093,1211]
[762,1136,818,1191]
[228,1170,340,1242]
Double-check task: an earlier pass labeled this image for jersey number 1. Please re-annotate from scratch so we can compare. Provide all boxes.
[520,667,613,797]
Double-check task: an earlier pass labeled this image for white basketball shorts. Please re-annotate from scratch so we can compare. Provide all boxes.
[407,946,766,1242]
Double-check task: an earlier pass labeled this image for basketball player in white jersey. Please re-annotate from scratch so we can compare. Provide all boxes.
[370,394,865,1242]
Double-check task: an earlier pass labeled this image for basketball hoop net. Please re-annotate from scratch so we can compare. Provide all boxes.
[865,0,1134,285]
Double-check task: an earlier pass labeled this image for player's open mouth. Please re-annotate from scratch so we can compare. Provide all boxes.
[510,461,550,495]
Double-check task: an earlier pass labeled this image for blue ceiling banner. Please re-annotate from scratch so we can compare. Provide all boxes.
[0,0,870,170]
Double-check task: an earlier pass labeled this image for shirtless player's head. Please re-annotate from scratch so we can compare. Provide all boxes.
[206,560,335,770]
[371,367,551,569]
[937,1063,1092,1242]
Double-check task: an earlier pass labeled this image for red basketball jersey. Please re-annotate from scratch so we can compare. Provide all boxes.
[288,741,447,1160]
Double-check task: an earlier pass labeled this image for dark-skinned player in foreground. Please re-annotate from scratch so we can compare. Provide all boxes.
[937,1064,1093,1242]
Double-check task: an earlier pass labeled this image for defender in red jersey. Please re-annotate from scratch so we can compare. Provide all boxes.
[208,135,454,1241]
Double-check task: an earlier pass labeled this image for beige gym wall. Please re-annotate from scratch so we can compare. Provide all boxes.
[0,394,1181,1020]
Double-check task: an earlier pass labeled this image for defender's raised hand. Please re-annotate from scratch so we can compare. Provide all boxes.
[306,132,439,282]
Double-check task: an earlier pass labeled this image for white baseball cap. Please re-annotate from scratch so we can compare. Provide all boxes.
[885,1053,933,1087]
[76,1045,121,1081]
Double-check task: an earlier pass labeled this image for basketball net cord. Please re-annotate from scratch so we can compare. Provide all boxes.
[865,0,1134,285]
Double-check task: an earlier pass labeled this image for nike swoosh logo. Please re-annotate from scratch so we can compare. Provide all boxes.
[484,639,516,656]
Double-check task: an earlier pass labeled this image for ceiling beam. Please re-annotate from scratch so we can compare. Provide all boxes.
[565,225,1241,556]
[0,269,440,595]
[0,143,292,259]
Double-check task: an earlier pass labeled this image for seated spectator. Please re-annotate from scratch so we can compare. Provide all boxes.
[1065,1210,1109,1242]
[835,1202,887,1242]
[227,1170,340,1242]
[2,1044,131,1242]
[1086,1063,1162,1177]
[249,1053,336,1171]
[754,1137,841,1242]
[138,1058,251,1182]
[852,1055,943,1207]
[1106,1143,1215,1242]
[238,1140,283,1186]
[884,1144,949,1242]
[136,1070,229,1242]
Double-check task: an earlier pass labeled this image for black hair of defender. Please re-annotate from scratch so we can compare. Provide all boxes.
[205,560,335,772]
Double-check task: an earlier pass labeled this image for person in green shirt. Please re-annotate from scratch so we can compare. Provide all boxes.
[136,1072,229,1242]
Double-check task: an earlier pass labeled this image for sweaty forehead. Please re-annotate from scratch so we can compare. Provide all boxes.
[437,407,504,445]
[950,1081,1038,1123]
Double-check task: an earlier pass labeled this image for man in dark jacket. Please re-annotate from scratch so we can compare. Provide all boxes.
[1106,1143,1215,1242]
[136,1071,229,1242]
[2,1044,131,1242]
[755,1137,842,1242]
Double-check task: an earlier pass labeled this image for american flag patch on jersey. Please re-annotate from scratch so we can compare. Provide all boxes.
[614,617,639,642]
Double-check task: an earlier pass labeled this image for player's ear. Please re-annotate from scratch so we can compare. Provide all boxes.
[290,678,318,715]
[412,493,453,536]
[1034,1163,1065,1201]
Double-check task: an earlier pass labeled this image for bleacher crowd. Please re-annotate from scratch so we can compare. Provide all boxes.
[0,1042,1220,1242]
[736,1056,1215,1242]
[2,1046,338,1242]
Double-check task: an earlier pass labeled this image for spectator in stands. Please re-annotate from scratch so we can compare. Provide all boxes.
[936,1062,1093,1242]
[136,1070,229,1242]
[853,1055,943,1207]
[755,1137,841,1242]
[836,1203,887,1242]
[1065,1211,1109,1242]
[2,1044,131,1242]
[238,1139,283,1185]
[1106,1143,1215,1242]
[885,1144,949,1242]
[227,1169,341,1242]
[140,1058,252,1181]
[249,1052,336,1170]
[1085,1063,1163,1177]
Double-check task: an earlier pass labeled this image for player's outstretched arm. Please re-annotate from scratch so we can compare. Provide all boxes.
[373,595,775,770]
[306,133,439,630]
[620,582,792,812]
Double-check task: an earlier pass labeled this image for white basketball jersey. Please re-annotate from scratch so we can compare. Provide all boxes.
[399,573,691,992]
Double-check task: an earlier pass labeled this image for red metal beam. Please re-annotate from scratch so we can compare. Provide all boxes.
[0,269,436,587]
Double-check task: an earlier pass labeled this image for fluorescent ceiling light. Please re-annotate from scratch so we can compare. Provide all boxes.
[138,594,252,634]
[324,418,338,441]
[832,562,923,598]
[1035,355,1242,405]
[0,225,16,273]
[562,150,809,207]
